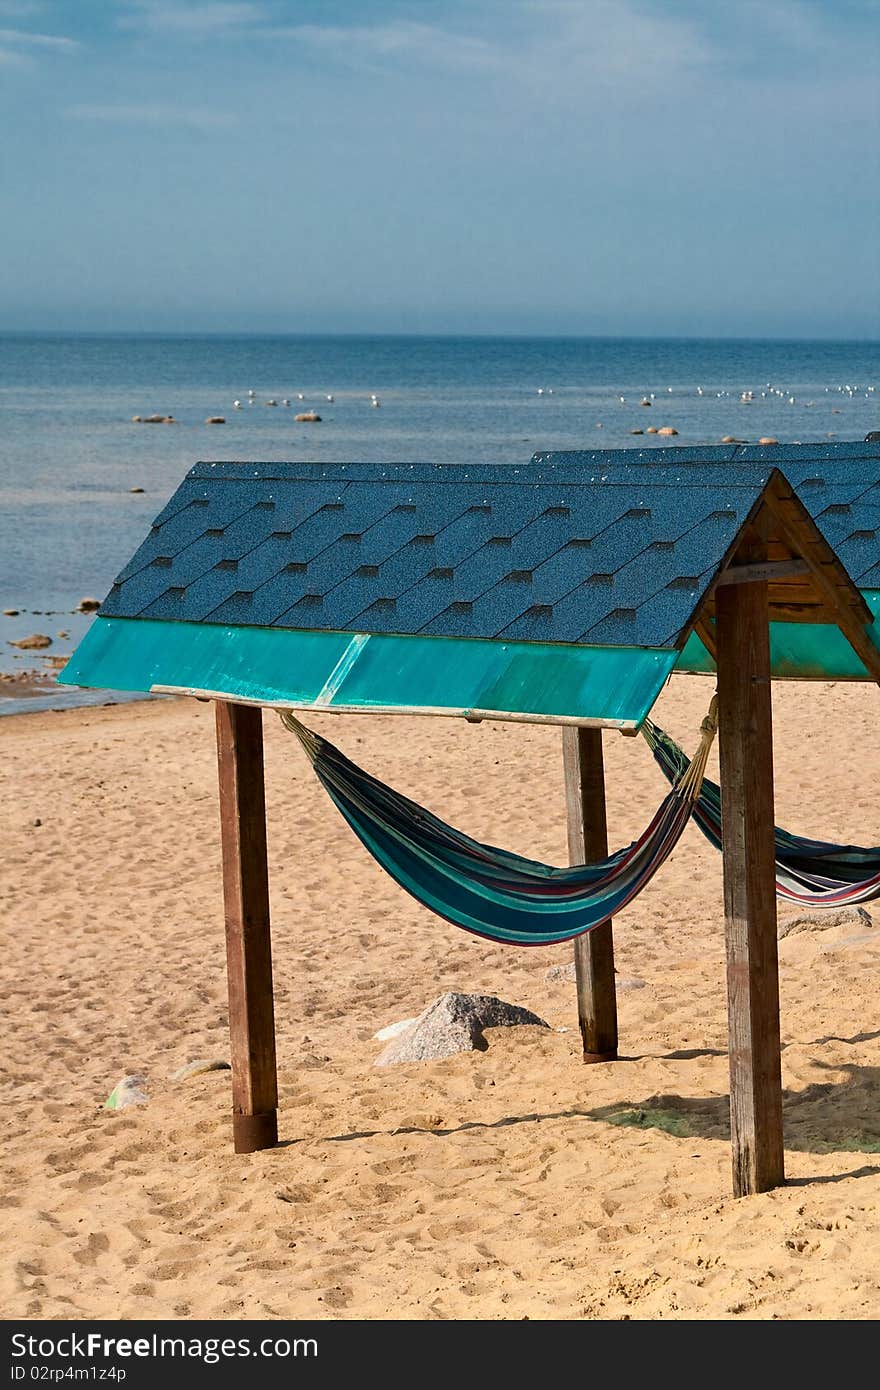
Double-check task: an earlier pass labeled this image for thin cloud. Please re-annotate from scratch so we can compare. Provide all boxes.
[266,19,502,73]
[0,25,78,48]
[68,103,238,132]
[508,0,712,87]
[262,3,713,88]
[118,2,265,34]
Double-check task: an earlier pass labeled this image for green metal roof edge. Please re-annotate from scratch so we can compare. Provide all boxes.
[58,617,678,728]
[677,589,880,679]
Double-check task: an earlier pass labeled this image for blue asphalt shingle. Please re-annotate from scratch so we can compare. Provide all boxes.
[529,443,880,586]
[98,450,876,650]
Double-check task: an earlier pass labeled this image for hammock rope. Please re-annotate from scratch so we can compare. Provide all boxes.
[642,719,880,907]
[278,698,718,947]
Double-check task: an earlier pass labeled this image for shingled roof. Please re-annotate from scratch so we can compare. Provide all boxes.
[530,441,880,590]
[61,452,880,727]
[98,460,836,650]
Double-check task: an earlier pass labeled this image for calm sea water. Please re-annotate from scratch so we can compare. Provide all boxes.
[1,332,878,706]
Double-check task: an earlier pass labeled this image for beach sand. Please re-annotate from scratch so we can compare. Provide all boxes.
[2,674,879,1320]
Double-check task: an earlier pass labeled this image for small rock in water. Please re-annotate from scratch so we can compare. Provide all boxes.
[3,609,19,616]
[131,415,142,422]
[77,597,101,613]
[375,991,548,1066]
[758,437,779,446]
[295,412,322,422]
[171,1058,231,1081]
[657,426,678,436]
[721,435,748,444]
[104,1074,149,1110]
[645,425,659,434]
[205,417,226,425]
[629,429,644,435]
[9,633,51,649]
[129,486,145,493]
[373,1018,418,1042]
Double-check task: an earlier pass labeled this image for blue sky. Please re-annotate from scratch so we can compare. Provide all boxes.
[1,0,878,336]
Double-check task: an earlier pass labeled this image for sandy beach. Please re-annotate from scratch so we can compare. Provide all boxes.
[2,672,879,1320]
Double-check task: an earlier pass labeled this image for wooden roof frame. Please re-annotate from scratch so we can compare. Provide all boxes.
[690,469,880,683]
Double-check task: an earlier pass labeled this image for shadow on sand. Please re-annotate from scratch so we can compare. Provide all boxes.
[320,1056,880,1182]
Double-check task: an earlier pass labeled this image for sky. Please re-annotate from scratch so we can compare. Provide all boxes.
[0,0,878,338]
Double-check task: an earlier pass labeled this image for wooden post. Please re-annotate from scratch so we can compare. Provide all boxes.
[215,701,279,1154]
[562,727,618,1062]
[715,574,785,1196]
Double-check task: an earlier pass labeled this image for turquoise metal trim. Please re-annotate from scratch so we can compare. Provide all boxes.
[59,618,679,728]
[677,590,880,679]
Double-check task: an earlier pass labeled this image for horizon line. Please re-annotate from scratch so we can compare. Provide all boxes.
[1,329,879,346]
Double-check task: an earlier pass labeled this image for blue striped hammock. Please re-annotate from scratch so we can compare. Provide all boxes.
[279,704,719,947]
[642,720,880,908]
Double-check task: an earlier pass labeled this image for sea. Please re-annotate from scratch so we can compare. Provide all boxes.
[1,332,878,713]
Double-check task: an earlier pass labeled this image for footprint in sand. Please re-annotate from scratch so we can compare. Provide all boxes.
[73,1232,110,1267]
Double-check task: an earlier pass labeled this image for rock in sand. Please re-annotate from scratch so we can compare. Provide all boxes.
[171,1058,231,1081]
[373,1018,418,1042]
[544,961,646,989]
[778,905,872,940]
[375,991,548,1066]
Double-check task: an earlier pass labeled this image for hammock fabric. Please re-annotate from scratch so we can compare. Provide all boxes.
[279,702,718,947]
[642,719,880,908]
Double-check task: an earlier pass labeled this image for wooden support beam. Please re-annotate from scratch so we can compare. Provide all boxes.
[695,616,718,663]
[215,701,279,1154]
[715,574,785,1196]
[714,558,810,587]
[562,727,618,1063]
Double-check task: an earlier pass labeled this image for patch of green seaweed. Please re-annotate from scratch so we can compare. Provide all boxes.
[808,1134,880,1155]
[589,1103,699,1139]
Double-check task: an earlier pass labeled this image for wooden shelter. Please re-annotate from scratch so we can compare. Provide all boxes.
[61,445,880,1198]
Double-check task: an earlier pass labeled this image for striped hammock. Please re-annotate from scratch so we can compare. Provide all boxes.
[279,702,718,947]
[642,720,880,907]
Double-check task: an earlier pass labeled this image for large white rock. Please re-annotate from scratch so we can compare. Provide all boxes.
[374,991,548,1066]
